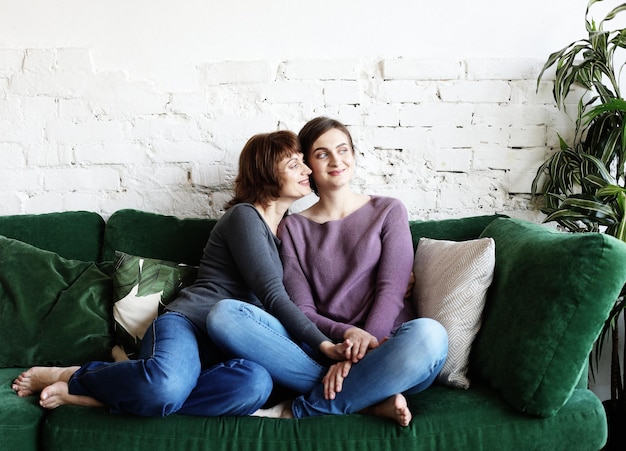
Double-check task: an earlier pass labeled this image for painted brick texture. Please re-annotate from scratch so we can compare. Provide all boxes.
[0,48,573,220]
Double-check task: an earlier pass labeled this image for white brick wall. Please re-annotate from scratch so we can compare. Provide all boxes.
[0,49,575,220]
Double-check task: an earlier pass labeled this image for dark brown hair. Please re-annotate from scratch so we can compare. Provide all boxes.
[225,130,302,209]
[297,116,354,195]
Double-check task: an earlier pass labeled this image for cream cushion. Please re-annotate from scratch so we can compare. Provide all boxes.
[412,237,495,389]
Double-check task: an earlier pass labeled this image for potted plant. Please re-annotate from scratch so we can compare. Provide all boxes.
[531,1,626,447]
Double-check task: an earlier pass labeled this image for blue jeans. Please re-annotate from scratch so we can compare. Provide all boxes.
[292,318,448,417]
[206,300,326,393]
[206,300,448,417]
[68,312,273,417]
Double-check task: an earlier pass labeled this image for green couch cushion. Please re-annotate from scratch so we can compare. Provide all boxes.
[473,218,626,417]
[40,384,607,451]
[0,236,113,367]
[0,211,105,261]
[0,368,42,451]
[102,209,216,265]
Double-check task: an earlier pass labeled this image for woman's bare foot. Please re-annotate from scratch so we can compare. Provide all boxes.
[251,399,293,418]
[12,366,80,397]
[39,381,103,409]
[362,394,412,427]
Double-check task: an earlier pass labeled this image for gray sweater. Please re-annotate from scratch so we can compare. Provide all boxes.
[167,203,329,350]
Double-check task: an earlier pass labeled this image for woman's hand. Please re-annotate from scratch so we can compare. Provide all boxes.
[323,361,352,400]
[343,327,378,362]
[319,340,352,361]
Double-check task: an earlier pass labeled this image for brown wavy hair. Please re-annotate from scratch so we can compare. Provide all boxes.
[225,130,302,209]
[297,117,354,195]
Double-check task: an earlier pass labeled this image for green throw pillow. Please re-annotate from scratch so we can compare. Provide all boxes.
[0,235,113,367]
[112,251,198,359]
[473,218,626,417]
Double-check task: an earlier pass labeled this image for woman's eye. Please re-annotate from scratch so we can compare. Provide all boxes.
[316,152,327,159]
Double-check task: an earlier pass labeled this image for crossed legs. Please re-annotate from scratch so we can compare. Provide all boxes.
[12,312,273,417]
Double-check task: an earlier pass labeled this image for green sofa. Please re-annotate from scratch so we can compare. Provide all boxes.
[1,209,625,451]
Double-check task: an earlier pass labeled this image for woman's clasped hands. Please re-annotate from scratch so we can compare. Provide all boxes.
[320,326,381,400]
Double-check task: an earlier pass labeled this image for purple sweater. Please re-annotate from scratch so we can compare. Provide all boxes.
[277,196,415,342]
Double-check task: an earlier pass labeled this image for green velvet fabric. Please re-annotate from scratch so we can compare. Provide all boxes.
[473,218,626,417]
[0,211,105,262]
[101,209,217,265]
[409,214,504,248]
[0,368,43,451]
[40,384,606,451]
[0,236,113,367]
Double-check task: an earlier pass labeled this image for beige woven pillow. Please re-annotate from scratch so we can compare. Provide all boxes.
[412,237,495,389]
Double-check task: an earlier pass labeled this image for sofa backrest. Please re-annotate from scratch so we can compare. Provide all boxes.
[0,211,105,262]
[101,209,217,265]
[101,210,505,265]
[409,214,505,248]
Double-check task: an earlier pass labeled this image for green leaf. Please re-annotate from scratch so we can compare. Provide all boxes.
[545,194,619,226]
[136,261,174,298]
[583,98,626,120]
[113,253,141,301]
[601,2,626,24]
[160,265,197,305]
[597,183,626,196]
[616,192,626,241]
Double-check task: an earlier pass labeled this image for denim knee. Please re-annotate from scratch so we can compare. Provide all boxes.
[206,299,240,336]
[137,371,197,417]
[396,318,448,365]
[220,359,273,414]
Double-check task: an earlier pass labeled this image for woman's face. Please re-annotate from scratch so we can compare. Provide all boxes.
[307,128,355,192]
[277,152,312,201]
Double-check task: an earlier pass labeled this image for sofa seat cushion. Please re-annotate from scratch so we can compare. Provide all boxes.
[0,236,113,367]
[40,384,606,451]
[474,217,626,417]
[0,368,43,451]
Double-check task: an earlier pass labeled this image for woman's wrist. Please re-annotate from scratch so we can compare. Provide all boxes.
[319,340,343,361]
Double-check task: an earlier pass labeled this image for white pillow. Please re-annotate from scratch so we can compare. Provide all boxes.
[412,237,495,389]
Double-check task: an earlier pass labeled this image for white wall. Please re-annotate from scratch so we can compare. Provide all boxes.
[1,0,597,220]
[0,0,588,88]
[0,0,617,398]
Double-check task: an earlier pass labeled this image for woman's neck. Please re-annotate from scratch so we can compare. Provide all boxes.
[305,189,370,223]
[254,201,289,235]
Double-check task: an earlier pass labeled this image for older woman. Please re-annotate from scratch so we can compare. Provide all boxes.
[13,130,347,417]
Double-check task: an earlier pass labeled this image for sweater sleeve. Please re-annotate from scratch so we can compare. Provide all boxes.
[225,206,330,349]
[362,199,414,340]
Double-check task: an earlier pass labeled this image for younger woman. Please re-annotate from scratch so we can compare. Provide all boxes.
[275,117,448,426]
